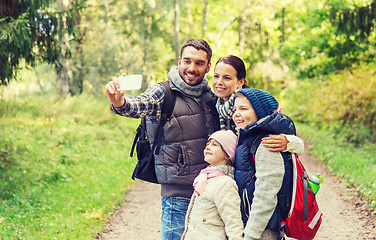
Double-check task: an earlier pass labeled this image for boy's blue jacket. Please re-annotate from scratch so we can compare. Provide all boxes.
[234,111,296,232]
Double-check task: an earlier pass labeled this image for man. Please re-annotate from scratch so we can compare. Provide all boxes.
[105,39,218,240]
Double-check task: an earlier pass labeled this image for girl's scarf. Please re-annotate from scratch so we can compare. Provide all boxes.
[193,165,234,197]
[216,94,236,130]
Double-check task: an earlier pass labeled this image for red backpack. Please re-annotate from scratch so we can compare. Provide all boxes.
[282,153,323,240]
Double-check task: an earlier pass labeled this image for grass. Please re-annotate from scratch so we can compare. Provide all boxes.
[0,92,140,239]
[295,122,376,213]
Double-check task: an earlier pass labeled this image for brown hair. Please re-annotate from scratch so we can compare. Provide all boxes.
[216,55,247,87]
[180,39,212,63]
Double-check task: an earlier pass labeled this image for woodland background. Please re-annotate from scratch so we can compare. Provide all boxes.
[1,0,375,239]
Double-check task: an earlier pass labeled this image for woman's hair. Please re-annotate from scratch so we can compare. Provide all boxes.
[215,55,247,84]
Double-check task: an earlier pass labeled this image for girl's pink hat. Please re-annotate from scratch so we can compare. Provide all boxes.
[208,130,238,164]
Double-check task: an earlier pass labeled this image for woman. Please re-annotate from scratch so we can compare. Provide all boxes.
[211,55,303,153]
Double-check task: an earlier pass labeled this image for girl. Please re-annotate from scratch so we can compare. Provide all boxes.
[181,130,244,240]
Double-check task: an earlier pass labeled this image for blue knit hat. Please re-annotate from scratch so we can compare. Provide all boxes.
[236,88,279,119]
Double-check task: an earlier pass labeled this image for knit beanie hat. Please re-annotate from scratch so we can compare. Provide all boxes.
[208,130,238,164]
[236,88,279,119]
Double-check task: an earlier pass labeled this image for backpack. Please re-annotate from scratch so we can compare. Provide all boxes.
[281,153,323,240]
[129,81,176,183]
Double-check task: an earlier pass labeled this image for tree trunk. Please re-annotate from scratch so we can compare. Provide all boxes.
[174,0,179,64]
[202,0,208,38]
[56,60,69,97]
[142,15,151,92]
[70,57,83,96]
[69,0,84,96]
[238,13,246,54]
[56,0,70,97]
[258,22,264,61]
[281,8,285,42]
[215,17,237,50]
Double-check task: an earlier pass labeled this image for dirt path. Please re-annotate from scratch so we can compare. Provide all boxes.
[97,139,376,240]
[97,180,162,240]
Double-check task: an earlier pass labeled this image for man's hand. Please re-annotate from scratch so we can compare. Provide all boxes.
[261,134,289,152]
[105,75,126,107]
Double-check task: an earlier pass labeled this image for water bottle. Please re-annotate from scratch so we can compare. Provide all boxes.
[308,174,324,194]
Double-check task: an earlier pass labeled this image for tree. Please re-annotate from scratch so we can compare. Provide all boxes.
[202,0,208,38]
[174,0,180,64]
[69,0,85,96]
[0,0,83,89]
[55,0,71,97]
[328,0,376,68]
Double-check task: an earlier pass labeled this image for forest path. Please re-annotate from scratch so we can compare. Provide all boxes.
[97,138,376,240]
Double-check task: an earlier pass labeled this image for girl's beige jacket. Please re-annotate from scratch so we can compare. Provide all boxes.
[181,175,244,240]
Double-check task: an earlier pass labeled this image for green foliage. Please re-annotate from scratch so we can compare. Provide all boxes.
[282,62,376,144]
[329,0,376,39]
[281,0,376,78]
[3,0,376,93]
[295,122,376,213]
[73,0,176,96]
[80,19,124,96]
[0,0,84,86]
[0,14,33,86]
[325,0,376,69]
[0,90,140,239]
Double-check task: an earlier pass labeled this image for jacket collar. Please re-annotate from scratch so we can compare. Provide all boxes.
[238,111,296,141]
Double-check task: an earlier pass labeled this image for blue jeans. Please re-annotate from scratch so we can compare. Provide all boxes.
[160,197,190,240]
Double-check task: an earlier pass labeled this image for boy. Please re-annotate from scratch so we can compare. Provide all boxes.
[232,88,300,240]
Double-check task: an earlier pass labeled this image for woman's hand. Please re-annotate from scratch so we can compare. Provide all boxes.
[261,134,289,152]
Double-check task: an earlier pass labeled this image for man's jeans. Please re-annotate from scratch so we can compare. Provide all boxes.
[161,197,190,240]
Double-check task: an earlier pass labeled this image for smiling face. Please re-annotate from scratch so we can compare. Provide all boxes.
[213,62,245,101]
[204,139,229,166]
[178,46,211,86]
[232,94,259,130]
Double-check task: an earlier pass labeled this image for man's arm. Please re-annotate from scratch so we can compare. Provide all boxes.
[105,75,165,119]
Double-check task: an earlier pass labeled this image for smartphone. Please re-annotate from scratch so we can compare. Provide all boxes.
[117,74,142,90]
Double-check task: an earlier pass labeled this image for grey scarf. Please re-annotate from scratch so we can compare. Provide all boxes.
[167,66,209,97]
[215,164,235,179]
[216,94,236,130]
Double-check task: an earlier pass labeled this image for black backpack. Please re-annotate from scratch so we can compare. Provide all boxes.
[130,81,176,183]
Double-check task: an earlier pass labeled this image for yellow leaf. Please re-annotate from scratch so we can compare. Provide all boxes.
[82,208,103,220]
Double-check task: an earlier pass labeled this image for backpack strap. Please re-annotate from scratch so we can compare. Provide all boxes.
[130,119,144,157]
[302,170,309,221]
[129,81,176,157]
[152,81,176,155]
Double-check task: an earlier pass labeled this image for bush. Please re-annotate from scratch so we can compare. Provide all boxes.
[283,62,376,144]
